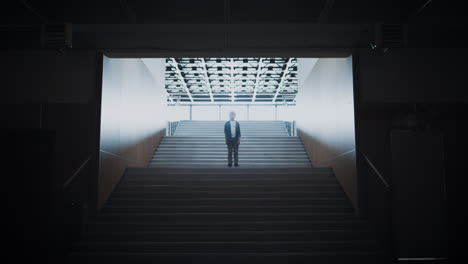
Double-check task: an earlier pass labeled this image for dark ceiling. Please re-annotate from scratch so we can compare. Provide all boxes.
[1,0,466,25]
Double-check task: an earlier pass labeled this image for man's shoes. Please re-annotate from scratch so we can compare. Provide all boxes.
[228,164,232,167]
[234,163,239,167]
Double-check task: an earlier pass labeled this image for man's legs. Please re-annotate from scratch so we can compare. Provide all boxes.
[227,141,233,166]
[233,143,239,166]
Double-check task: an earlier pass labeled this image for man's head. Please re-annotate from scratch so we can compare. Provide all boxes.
[229,111,236,121]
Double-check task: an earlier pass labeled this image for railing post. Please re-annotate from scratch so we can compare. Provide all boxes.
[275,105,278,120]
[166,121,179,136]
[166,121,180,136]
[293,120,297,136]
[189,105,192,120]
[283,121,296,136]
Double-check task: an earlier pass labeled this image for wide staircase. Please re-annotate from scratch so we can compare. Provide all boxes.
[151,120,311,168]
[68,121,386,263]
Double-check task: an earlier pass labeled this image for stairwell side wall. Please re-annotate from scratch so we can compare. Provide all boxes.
[295,57,358,210]
[99,57,167,210]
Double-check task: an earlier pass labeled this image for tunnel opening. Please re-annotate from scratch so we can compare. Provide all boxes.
[98,55,357,207]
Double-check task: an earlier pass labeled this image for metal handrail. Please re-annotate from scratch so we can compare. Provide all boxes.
[361,153,390,190]
[359,151,394,261]
[62,154,93,191]
[166,121,179,136]
[283,121,296,136]
[284,121,291,135]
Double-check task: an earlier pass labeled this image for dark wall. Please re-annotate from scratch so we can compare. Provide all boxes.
[0,51,172,262]
[358,49,468,103]
[0,50,101,263]
[353,48,465,259]
[0,50,97,103]
[3,130,57,262]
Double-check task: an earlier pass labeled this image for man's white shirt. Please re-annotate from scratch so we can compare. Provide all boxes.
[230,120,237,138]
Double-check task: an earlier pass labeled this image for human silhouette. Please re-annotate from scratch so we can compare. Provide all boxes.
[224,111,241,167]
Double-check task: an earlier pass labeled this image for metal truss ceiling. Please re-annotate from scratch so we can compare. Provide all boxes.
[166,58,298,104]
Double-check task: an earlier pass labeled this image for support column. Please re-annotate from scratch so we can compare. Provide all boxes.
[219,105,222,120]
[189,105,192,120]
[275,105,278,120]
[247,104,250,120]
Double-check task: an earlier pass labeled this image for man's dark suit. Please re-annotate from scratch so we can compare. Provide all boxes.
[224,121,241,165]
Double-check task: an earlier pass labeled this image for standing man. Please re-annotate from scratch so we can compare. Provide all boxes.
[224,111,241,167]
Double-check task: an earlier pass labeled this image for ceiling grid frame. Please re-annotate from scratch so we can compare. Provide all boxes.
[165,57,298,104]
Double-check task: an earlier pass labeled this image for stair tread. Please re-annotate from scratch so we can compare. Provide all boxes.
[68,121,385,263]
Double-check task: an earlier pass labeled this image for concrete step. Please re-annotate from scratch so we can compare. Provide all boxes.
[155,149,306,152]
[116,184,341,192]
[174,121,289,137]
[101,204,355,214]
[68,251,385,264]
[149,163,312,167]
[150,162,312,166]
[162,137,299,141]
[148,164,313,169]
[84,229,374,242]
[153,155,309,158]
[175,127,286,129]
[150,158,310,162]
[173,133,288,135]
[175,126,287,129]
[125,167,332,173]
[111,190,346,199]
[162,137,301,139]
[105,197,350,207]
[119,178,338,187]
[161,139,301,142]
[156,146,307,150]
[148,163,312,168]
[155,149,308,152]
[178,121,286,122]
[176,127,287,129]
[121,171,335,179]
[174,132,288,134]
[116,170,331,178]
[157,144,305,147]
[174,130,287,132]
[159,140,303,144]
[153,153,309,156]
[153,151,308,154]
[123,171,333,179]
[153,152,308,156]
[177,124,286,126]
[174,129,287,131]
[87,219,367,233]
[96,212,360,223]
[69,162,385,264]
[173,134,289,136]
[175,131,288,133]
[175,128,287,130]
[154,151,308,155]
[74,240,379,254]
[151,158,310,162]
[153,152,307,155]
